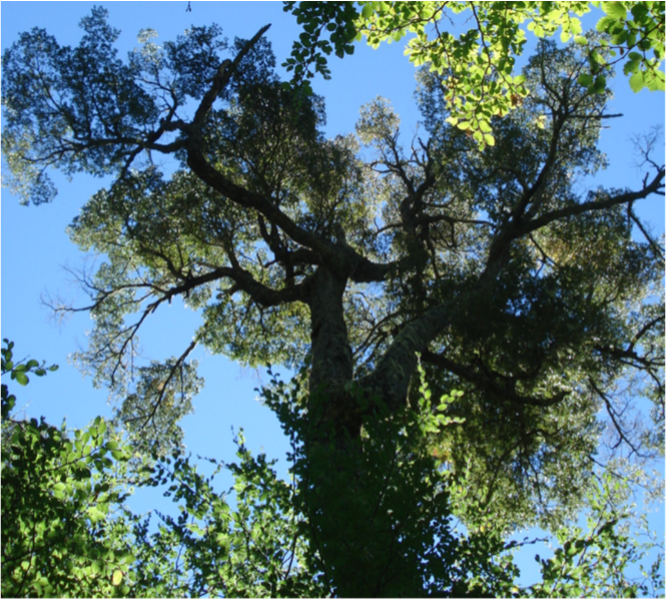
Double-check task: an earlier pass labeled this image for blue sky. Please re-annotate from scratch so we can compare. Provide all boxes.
[1,0,665,589]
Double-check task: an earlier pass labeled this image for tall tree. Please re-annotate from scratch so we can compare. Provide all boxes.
[2,6,664,594]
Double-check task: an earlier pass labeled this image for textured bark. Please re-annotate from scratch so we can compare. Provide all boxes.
[305,267,360,439]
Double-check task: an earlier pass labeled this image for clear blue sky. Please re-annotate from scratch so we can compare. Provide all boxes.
[1,0,665,588]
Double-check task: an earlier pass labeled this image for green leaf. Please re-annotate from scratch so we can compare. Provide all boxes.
[630,3,649,21]
[629,71,644,92]
[601,2,627,20]
[596,16,618,32]
[578,73,594,87]
[112,570,124,586]
[593,75,607,93]
[644,71,663,92]
[15,372,28,386]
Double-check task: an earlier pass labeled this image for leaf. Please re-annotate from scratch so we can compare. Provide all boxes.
[629,71,644,92]
[479,120,492,133]
[361,3,374,20]
[14,372,28,386]
[592,75,606,94]
[644,71,663,92]
[483,133,495,146]
[630,3,649,22]
[596,16,618,32]
[601,2,627,20]
[578,73,593,87]
[112,570,124,586]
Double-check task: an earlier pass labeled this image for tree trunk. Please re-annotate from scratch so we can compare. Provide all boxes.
[304,267,427,596]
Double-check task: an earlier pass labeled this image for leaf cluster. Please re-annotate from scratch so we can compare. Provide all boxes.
[284,1,665,147]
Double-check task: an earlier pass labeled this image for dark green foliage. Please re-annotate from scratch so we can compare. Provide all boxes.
[1,341,135,597]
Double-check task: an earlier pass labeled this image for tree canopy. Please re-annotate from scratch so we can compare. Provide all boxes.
[284,1,665,146]
[1,4,664,596]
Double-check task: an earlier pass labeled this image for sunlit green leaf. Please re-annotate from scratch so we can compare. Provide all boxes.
[601,2,627,20]
[629,71,644,92]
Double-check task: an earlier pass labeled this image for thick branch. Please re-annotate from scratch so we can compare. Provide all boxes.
[359,301,453,410]
[185,151,338,259]
[192,24,271,130]
[166,263,312,308]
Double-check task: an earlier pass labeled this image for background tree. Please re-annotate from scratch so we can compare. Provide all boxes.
[2,6,664,594]
[284,1,665,146]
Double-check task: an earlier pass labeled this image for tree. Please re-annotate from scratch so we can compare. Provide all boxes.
[1,6,664,595]
[284,1,665,146]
